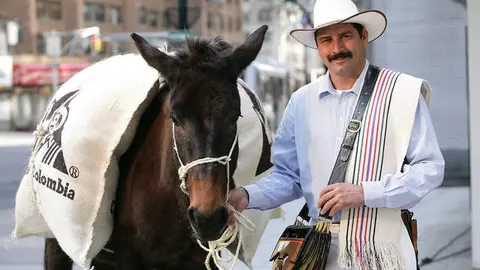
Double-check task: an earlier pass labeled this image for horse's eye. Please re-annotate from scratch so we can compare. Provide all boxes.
[171,115,181,126]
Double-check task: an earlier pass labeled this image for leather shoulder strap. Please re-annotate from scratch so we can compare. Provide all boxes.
[298,65,381,222]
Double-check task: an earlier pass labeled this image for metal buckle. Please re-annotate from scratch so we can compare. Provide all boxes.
[347,119,362,133]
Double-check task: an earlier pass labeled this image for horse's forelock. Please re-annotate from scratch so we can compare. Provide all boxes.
[167,35,241,124]
[172,36,233,76]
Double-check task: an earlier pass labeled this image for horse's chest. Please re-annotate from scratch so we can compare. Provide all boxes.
[131,201,193,246]
[133,220,199,264]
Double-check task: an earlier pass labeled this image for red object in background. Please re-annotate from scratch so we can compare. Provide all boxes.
[12,62,91,86]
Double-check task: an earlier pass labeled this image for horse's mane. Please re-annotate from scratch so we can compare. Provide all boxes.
[170,36,234,75]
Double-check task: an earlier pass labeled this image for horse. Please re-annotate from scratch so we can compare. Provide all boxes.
[43,25,272,270]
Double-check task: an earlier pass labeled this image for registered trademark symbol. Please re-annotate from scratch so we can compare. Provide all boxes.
[69,166,79,178]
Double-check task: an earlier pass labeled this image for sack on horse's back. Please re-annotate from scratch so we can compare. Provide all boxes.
[12,53,277,269]
[230,79,279,267]
[12,53,161,269]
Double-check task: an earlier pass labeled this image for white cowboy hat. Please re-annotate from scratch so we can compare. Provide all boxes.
[290,0,387,49]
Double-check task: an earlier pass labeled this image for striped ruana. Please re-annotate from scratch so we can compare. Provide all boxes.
[338,67,432,270]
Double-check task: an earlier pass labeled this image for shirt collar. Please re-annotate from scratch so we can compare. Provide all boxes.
[318,59,370,99]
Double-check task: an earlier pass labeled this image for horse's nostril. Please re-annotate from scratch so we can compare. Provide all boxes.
[187,207,199,228]
[219,207,228,226]
[187,206,230,241]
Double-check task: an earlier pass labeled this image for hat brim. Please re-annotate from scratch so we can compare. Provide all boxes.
[289,10,387,49]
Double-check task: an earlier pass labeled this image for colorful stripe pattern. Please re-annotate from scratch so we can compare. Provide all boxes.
[345,68,401,265]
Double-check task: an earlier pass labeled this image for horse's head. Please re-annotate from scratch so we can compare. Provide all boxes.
[131,25,267,241]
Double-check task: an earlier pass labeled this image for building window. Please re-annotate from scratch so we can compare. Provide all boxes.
[109,5,122,25]
[84,2,105,23]
[139,7,147,24]
[36,34,46,55]
[163,10,171,28]
[149,11,158,27]
[37,0,62,20]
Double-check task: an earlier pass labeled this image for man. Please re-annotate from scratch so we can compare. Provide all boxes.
[228,0,445,269]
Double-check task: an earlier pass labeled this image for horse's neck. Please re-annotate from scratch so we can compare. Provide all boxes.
[154,103,190,210]
[146,96,183,192]
[121,88,185,202]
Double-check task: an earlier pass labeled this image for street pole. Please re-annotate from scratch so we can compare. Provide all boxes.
[44,31,61,94]
[178,0,187,29]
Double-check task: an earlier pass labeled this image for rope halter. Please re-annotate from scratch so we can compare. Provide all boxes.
[172,123,239,195]
[171,123,256,270]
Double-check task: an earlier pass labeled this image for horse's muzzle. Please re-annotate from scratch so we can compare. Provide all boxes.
[187,205,229,241]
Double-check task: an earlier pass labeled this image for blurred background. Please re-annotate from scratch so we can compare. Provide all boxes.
[0,0,478,269]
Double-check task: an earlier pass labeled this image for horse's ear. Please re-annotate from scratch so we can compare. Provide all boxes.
[228,25,268,76]
[131,33,177,75]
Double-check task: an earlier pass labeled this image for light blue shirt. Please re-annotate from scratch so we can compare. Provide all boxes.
[243,61,445,220]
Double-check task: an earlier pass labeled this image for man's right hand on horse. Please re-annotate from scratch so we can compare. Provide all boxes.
[228,187,249,213]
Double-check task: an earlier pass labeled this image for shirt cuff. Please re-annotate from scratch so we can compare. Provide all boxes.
[361,181,386,208]
[242,184,265,210]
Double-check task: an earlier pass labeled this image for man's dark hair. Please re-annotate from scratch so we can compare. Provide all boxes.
[352,23,365,38]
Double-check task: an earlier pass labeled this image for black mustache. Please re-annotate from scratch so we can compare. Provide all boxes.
[328,51,353,62]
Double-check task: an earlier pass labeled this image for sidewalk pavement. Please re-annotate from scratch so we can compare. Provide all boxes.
[0,132,35,147]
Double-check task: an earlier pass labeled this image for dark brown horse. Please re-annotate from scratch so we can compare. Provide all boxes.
[43,25,270,270]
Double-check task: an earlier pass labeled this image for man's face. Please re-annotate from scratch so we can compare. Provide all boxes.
[315,23,368,78]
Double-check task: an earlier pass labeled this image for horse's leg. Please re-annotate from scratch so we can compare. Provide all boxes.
[44,238,73,270]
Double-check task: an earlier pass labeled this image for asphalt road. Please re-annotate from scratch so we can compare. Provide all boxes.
[0,146,31,211]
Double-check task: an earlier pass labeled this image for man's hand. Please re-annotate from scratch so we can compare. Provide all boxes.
[228,187,249,213]
[317,183,364,216]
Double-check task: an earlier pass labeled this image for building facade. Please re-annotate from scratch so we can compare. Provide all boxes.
[242,0,325,130]
[0,0,244,56]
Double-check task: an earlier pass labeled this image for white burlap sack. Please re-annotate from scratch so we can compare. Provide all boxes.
[13,53,161,269]
[13,52,280,269]
[13,165,53,238]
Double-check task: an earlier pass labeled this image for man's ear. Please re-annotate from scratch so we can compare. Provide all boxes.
[362,28,369,41]
[362,28,369,47]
